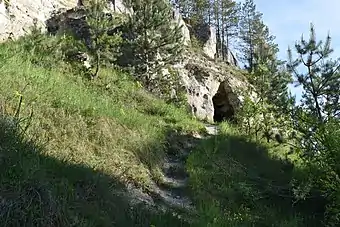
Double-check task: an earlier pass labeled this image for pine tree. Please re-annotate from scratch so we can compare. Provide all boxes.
[128,0,183,91]
[170,0,192,18]
[84,0,123,78]
[287,23,340,123]
[213,0,221,58]
[192,0,210,23]
[287,23,340,162]
[220,0,239,60]
[287,23,340,226]
[238,0,268,72]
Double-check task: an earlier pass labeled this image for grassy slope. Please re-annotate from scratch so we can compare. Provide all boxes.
[186,122,321,227]
[0,36,204,226]
[0,34,321,226]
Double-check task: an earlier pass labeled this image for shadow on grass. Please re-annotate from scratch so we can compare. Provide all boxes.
[187,131,325,226]
[0,115,188,227]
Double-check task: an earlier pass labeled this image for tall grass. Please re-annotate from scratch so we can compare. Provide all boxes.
[186,122,319,226]
[0,34,203,226]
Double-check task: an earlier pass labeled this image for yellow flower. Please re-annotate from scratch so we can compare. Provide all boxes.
[136,81,143,88]
[14,91,22,97]
[120,108,125,115]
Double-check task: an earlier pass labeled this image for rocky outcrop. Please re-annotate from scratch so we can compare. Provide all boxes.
[187,22,217,60]
[173,51,251,122]
[202,26,217,60]
[0,0,79,41]
[172,8,190,46]
[0,0,133,41]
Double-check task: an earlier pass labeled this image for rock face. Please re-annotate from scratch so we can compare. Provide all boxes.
[202,26,217,60]
[107,0,133,15]
[0,0,133,41]
[188,22,217,60]
[174,51,250,122]
[172,8,190,46]
[224,47,238,66]
[0,0,79,41]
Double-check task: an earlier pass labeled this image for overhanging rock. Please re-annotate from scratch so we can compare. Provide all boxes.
[174,51,252,122]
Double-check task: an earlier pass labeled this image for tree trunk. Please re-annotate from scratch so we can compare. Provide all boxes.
[92,52,100,79]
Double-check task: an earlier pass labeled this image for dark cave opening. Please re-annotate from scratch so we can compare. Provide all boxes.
[212,83,235,123]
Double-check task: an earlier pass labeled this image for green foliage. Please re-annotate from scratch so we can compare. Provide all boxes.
[189,35,204,52]
[186,122,308,226]
[288,23,340,123]
[0,35,204,226]
[288,23,340,226]
[82,0,123,78]
[126,0,184,96]
[238,0,276,73]
[235,91,288,144]
[165,66,189,108]
[0,113,192,226]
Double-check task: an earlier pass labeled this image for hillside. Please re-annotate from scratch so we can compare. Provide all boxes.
[0,28,320,227]
[1,0,340,227]
[0,34,206,225]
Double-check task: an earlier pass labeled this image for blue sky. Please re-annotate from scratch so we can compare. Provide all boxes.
[242,0,340,102]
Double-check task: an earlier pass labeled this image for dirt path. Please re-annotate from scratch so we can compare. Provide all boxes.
[125,124,219,221]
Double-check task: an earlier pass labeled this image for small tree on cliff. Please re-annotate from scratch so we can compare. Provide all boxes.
[84,0,123,78]
[128,0,184,91]
[59,0,123,78]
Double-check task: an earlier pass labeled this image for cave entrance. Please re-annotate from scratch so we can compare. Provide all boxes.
[212,83,235,123]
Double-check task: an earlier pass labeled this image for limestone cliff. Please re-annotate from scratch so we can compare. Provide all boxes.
[172,50,250,122]
[0,0,80,41]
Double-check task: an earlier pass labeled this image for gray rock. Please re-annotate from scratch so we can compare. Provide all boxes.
[107,0,133,15]
[174,51,251,122]
[188,22,216,60]
[172,8,190,46]
[0,0,132,42]
[202,25,216,60]
[0,0,79,41]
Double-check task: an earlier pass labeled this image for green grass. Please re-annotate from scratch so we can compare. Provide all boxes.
[0,35,204,226]
[0,32,325,227]
[0,115,192,226]
[186,122,321,227]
